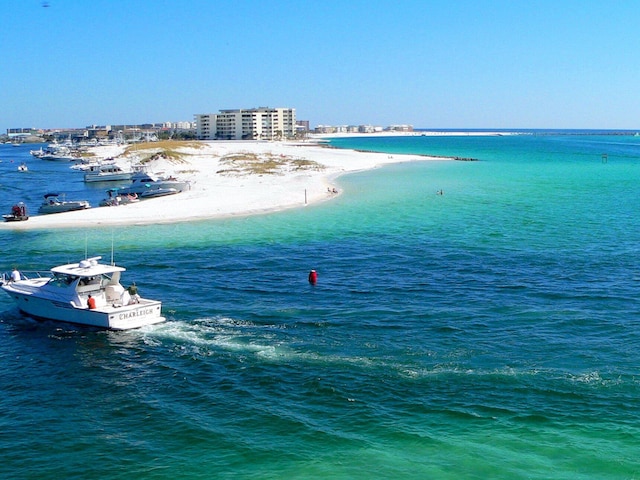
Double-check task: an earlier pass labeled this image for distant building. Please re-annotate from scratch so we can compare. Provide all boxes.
[314,124,409,134]
[195,107,296,140]
[387,124,414,132]
[6,127,40,138]
[85,125,112,140]
[314,125,336,134]
[162,121,195,130]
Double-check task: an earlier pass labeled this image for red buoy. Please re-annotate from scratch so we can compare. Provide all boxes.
[308,269,318,285]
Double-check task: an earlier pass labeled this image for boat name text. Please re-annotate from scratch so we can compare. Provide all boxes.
[119,308,155,320]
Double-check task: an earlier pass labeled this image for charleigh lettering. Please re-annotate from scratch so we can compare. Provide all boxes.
[119,308,154,320]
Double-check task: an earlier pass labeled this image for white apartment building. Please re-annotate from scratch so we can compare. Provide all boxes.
[195,107,296,140]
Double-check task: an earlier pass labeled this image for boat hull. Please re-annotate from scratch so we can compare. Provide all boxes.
[40,155,76,161]
[4,288,165,330]
[38,203,90,214]
[84,173,133,183]
[3,215,29,222]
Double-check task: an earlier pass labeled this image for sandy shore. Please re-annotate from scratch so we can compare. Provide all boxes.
[1,138,450,231]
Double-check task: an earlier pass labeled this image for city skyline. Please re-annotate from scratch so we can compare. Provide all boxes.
[1,1,638,133]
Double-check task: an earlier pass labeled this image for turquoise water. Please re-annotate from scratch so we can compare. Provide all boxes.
[1,134,640,478]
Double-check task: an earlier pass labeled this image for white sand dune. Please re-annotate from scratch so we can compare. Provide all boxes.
[2,139,449,230]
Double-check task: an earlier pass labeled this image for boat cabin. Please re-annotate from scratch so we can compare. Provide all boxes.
[44,257,133,308]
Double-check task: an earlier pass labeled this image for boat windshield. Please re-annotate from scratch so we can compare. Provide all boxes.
[78,275,103,287]
[49,273,79,287]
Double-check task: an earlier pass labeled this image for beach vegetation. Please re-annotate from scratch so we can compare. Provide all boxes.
[124,140,203,153]
[138,150,188,165]
[123,140,204,165]
[217,152,324,176]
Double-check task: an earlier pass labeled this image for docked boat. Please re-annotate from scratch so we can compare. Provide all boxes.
[0,256,165,330]
[99,188,140,206]
[30,144,78,161]
[139,187,180,198]
[2,202,29,222]
[70,157,116,171]
[116,171,190,197]
[84,163,133,182]
[38,193,91,214]
[39,151,78,161]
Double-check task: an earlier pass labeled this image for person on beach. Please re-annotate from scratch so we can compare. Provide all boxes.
[87,295,96,309]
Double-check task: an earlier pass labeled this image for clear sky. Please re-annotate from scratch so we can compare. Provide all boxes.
[1,0,638,131]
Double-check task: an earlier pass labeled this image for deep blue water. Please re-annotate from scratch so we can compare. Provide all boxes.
[1,134,640,479]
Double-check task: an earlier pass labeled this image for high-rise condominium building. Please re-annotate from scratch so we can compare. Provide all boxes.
[195,107,296,140]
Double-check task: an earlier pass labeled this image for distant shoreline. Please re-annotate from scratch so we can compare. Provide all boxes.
[4,128,638,145]
[313,128,640,139]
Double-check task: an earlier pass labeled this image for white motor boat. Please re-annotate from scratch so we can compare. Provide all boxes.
[31,143,78,161]
[38,193,91,214]
[1,256,165,330]
[84,164,133,182]
[116,171,190,197]
[70,157,117,171]
[99,188,140,206]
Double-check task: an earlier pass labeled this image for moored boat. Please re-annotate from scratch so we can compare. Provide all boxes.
[99,188,140,206]
[31,143,78,161]
[116,170,190,197]
[70,157,116,171]
[84,163,133,183]
[2,202,29,222]
[38,193,91,214]
[139,187,180,198]
[1,256,165,330]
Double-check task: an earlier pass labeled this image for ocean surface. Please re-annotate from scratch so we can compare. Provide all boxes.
[1,133,640,479]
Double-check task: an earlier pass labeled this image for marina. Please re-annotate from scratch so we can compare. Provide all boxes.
[0,143,190,219]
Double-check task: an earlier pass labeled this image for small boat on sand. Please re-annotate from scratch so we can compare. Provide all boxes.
[3,202,29,222]
[116,171,190,198]
[99,188,140,207]
[38,193,91,215]
[1,256,165,330]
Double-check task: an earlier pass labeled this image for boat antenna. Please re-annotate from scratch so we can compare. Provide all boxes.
[84,232,88,259]
[110,231,115,265]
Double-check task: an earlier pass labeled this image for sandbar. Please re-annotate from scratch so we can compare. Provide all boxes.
[1,137,450,231]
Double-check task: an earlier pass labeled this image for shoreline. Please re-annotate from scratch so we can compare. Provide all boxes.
[1,139,450,231]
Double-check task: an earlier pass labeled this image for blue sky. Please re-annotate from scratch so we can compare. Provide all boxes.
[1,0,638,131]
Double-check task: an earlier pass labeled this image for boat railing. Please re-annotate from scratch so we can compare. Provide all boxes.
[2,270,52,283]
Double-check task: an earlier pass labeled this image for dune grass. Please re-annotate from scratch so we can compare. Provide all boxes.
[123,140,202,164]
[217,152,324,175]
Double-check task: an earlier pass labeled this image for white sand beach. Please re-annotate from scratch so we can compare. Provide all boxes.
[1,138,450,230]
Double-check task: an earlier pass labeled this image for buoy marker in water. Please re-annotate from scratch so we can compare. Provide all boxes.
[308,269,318,285]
